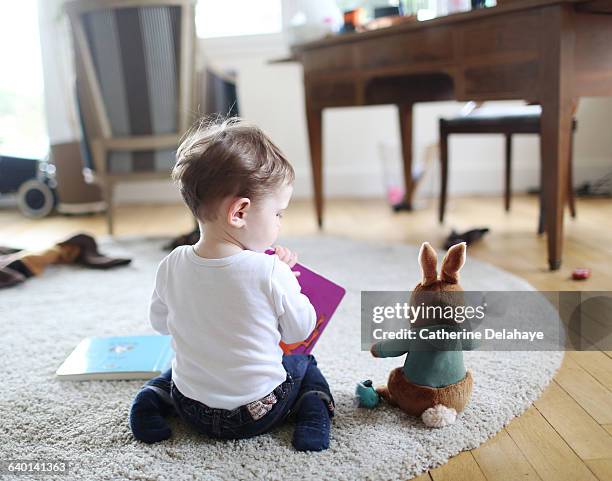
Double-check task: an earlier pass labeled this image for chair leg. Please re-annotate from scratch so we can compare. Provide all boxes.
[537,137,545,235]
[504,134,512,212]
[105,181,114,236]
[439,126,448,224]
[537,196,545,235]
[567,130,576,218]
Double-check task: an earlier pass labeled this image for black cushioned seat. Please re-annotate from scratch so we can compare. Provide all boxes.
[438,105,577,233]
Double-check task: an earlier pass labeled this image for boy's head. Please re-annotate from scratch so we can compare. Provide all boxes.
[172,117,295,252]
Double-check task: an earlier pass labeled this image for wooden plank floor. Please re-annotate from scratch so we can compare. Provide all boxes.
[1,194,611,481]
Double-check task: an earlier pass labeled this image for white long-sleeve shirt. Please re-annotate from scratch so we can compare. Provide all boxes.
[149,245,316,410]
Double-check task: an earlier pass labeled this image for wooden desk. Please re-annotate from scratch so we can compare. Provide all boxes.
[291,0,612,270]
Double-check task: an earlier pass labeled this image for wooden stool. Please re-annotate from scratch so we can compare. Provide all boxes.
[438,105,577,232]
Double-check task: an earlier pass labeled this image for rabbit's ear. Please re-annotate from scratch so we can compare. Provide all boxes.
[440,242,466,284]
[419,242,438,286]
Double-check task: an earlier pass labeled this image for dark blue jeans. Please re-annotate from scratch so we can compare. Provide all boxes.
[170,354,334,440]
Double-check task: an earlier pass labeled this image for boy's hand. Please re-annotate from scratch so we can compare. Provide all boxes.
[273,245,300,277]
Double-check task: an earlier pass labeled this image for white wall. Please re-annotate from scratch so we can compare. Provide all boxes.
[38,10,612,204]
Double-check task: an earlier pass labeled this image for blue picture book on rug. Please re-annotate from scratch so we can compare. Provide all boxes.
[56,335,174,381]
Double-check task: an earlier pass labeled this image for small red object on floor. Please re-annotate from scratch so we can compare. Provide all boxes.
[572,268,591,280]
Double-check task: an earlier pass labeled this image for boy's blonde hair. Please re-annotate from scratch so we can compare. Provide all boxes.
[172,117,295,222]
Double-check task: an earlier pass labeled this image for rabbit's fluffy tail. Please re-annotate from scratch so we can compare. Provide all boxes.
[421,404,457,428]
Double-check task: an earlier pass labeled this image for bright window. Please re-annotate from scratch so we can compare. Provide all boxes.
[195,0,282,38]
[0,0,48,158]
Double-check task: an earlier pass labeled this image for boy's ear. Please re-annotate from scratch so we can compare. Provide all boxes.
[440,242,466,284]
[419,242,438,286]
[227,197,250,228]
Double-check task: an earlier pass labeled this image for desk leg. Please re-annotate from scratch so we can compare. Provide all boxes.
[398,103,415,210]
[306,107,323,228]
[541,100,573,270]
[540,6,575,271]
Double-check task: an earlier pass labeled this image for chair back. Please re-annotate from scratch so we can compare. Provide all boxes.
[66,0,196,174]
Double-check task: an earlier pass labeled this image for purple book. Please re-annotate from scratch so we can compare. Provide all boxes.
[266,249,345,354]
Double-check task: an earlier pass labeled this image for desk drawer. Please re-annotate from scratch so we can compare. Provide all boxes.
[302,45,356,73]
[461,60,539,100]
[358,27,454,70]
[459,10,541,60]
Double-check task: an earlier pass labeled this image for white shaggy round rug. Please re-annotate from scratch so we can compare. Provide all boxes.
[1,235,562,480]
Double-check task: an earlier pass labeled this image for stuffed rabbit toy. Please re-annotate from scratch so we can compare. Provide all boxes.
[358,242,475,428]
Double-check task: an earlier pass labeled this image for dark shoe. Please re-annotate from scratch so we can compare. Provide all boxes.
[444,228,489,249]
[57,233,131,269]
[0,246,22,256]
[163,228,199,250]
[2,258,33,278]
[0,267,26,289]
[0,251,34,280]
